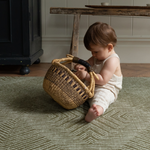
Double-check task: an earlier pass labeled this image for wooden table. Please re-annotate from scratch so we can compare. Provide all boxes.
[50,6,150,58]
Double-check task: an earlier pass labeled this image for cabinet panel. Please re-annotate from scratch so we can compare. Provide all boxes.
[29,0,41,56]
[0,0,11,43]
[0,0,23,57]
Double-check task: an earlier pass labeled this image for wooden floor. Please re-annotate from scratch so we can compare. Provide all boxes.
[0,63,150,77]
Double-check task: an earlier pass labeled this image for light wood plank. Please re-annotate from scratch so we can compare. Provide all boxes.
[50,7,150,17]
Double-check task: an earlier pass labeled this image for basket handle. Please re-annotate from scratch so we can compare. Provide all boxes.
[72,56,91,72]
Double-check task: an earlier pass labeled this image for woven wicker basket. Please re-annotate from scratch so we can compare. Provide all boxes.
[43,54,98,109]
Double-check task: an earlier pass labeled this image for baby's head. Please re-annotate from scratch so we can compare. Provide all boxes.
[84,22,117,50]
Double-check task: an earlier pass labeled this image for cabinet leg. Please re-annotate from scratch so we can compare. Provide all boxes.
[34,58,40,64]
[20,66,30,75]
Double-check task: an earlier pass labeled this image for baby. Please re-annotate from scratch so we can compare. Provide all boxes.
[75,22,123,122]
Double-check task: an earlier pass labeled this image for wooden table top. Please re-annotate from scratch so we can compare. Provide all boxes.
[50,6,150,16]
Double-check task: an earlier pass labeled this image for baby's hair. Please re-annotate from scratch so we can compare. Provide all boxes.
[84,22,117,50]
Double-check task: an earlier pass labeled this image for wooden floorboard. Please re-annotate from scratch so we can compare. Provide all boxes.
[121,63,150,77]
[0,63,150,77]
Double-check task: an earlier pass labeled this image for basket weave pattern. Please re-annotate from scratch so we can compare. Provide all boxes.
[43,63,89,109]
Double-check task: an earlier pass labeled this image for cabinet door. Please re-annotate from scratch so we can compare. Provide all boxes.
[0,0,24,57]
[29,0,42,56]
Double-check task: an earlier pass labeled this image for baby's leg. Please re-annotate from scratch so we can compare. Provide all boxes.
[86,88,115,122]
[85,104,103,123]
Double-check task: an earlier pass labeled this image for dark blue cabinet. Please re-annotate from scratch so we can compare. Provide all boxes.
[0,0,43,74]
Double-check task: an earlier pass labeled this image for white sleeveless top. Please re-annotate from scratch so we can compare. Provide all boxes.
[91,53,123,99]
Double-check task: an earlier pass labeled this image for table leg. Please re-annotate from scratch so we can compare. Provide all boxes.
[70,14,81,69]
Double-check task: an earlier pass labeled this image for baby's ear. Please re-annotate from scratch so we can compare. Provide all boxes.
[107,43,113,52]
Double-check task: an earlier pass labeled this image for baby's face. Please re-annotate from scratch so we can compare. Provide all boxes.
[89,44,110,61]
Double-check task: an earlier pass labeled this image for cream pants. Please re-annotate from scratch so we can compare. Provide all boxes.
[88,88,115,113]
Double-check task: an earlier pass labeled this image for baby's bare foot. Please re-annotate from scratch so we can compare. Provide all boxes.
[85,104,103,123]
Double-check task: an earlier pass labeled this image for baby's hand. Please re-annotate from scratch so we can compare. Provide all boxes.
[74,64,86,71]
[75,70,87,80]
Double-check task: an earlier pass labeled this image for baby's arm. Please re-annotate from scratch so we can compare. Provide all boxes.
[85,57,119,85]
